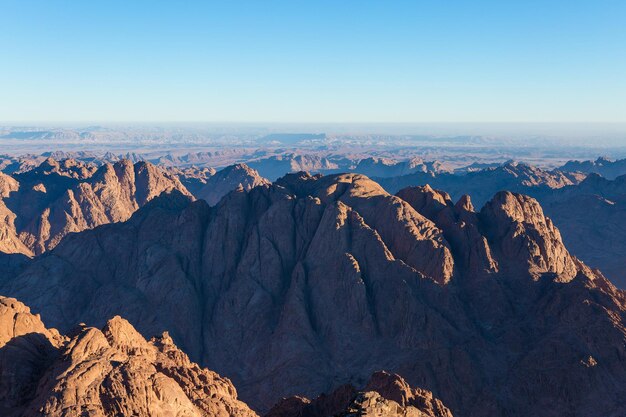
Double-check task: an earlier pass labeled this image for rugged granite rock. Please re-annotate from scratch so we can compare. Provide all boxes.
[196,163,270,205]
[0,173,625,417]
[0,295,257,417]
[266,371,453,417]
[0,158,191,255]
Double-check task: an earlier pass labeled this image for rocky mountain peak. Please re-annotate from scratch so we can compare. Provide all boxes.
[479,191,578,280]
[454,194,474,213]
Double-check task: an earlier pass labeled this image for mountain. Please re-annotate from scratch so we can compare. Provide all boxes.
[0,158,191,255]
[374,162,626,287]
[560,156,626,179]
[196,163,270,205]
[533,173,626,287]
[354,157,453,178]
[166,166,217,195]
[376,161,585,207]
[1,173,624,416]
[0,295,257,417]
[247,154,343,181]
[0,173,32,255]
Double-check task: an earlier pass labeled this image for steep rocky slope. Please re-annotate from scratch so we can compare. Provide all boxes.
[0,173,624,417]
[0,295,258,417]
[0,158,191,255]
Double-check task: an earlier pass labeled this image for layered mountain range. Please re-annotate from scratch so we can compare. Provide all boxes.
[0,158,269,257]
[0,158,191,255]
[0,170,624,416]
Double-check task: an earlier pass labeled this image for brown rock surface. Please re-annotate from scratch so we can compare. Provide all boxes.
[0,295,257,417]
[1,173,625,417]
[0,158,192,255]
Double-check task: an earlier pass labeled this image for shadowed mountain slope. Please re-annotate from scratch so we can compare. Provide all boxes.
[0,173,624,417]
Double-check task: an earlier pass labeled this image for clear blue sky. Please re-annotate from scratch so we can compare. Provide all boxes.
[1,0,625,123]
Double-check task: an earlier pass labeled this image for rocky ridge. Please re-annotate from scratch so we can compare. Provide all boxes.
[0,158,191,255]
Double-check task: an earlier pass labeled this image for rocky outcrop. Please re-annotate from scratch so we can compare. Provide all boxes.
[196,163,270,205]
[267,371,453,417]
[479,191,578,280]
[0,295,257,417]
[1,173,625,417]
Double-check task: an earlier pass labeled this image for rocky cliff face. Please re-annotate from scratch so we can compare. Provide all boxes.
[0,173,624,417]
[0,158,191,255]
[0,295,257,417]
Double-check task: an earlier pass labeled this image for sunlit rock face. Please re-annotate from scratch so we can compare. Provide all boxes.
[0,296,258,417]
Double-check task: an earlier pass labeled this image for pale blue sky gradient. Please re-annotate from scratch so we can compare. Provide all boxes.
[1,1,625,123]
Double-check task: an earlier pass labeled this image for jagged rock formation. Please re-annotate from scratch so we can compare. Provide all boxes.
[0,158,191,255]
[1,173,625,417]
[0,295,257,417]
[196,163,270,205]
[266,371,453,417]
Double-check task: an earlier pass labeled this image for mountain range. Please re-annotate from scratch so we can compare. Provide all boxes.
[0,168,624,416]
[0,155,625,416]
